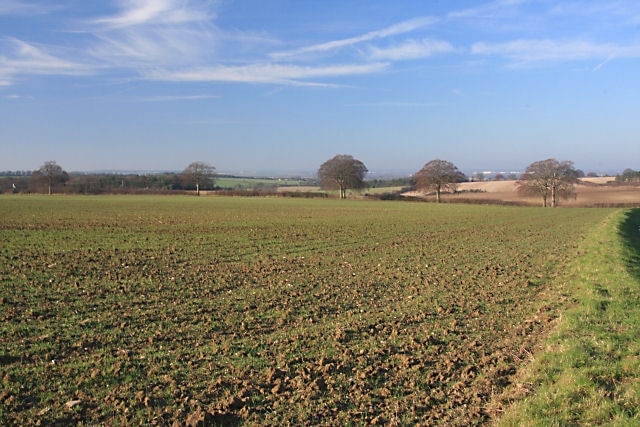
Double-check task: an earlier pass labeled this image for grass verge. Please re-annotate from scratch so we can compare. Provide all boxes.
[497,208,640,426]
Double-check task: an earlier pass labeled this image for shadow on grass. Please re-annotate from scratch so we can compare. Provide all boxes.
[618,208,640,281]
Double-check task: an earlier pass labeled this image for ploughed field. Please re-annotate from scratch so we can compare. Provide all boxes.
[0,196,614,425]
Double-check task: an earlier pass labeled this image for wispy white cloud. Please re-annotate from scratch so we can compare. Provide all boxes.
[270,16,435,60]
[448,0,528,20]
[7,0,636,90]
[2,1,396,88]
[147,62,389,85]
[93,0,211,28]
[0,0,312,84]
[89,26,217,67]
[86,0,217,68]
[592,54,616,72]
[471,39,640,66]
[367,38,454,61]
[0,38,95,85]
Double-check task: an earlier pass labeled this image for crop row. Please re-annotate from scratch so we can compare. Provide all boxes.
[0,196,614,425]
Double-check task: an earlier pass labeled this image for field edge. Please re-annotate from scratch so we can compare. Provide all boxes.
[494,208,640,425]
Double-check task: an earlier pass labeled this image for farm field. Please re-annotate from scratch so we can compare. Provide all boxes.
[278,176,640,207]
[446,178,640,207]
[0,196,619,425]
[215,176,310,190]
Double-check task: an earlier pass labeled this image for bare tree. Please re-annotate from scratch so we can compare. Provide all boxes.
[414,159,466,202]
[617,168,640,183]
[516,158,579,207]
[33,161,68,195]
[318,154,368,199]
[182,162,216,196]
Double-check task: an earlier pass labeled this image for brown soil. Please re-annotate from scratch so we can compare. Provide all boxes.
[415,178,640,207]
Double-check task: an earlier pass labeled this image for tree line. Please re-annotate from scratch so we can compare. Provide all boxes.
[2,157,637,207]
[0,161,218,195]
[615,168,640,183]
[317,155,605,207]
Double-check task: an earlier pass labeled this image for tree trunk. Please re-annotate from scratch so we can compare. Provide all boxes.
[551,184,557,207]
[435,184,441,203]
[196,183,200,196]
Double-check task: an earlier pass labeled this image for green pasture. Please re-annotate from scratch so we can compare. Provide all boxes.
[215,176,309,189]
[0,195,637,425]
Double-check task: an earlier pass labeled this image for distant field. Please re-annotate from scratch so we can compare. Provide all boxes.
[215,176,311,190]
[444,178,640,207]
[0,196,620,424]
[276,176,640,206]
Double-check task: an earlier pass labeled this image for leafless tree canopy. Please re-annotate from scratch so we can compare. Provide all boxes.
[414,159,466,202]
[182,162,216,196]
[33,160,68,195]
[317,154,368,199]
[516,158,579,207]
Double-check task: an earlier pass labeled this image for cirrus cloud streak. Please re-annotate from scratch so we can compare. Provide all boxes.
[147,62,389,86]
[471,39,640,66]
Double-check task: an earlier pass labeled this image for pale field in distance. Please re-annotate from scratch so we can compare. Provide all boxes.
[451,177,640,206]
[283,177,640,206]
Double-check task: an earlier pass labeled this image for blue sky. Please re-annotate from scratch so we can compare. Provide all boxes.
[1,0,639,175]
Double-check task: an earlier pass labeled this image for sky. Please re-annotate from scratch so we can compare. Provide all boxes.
[1,0,639,176]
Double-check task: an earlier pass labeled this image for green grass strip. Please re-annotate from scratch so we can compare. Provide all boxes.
[498,208,640,426]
